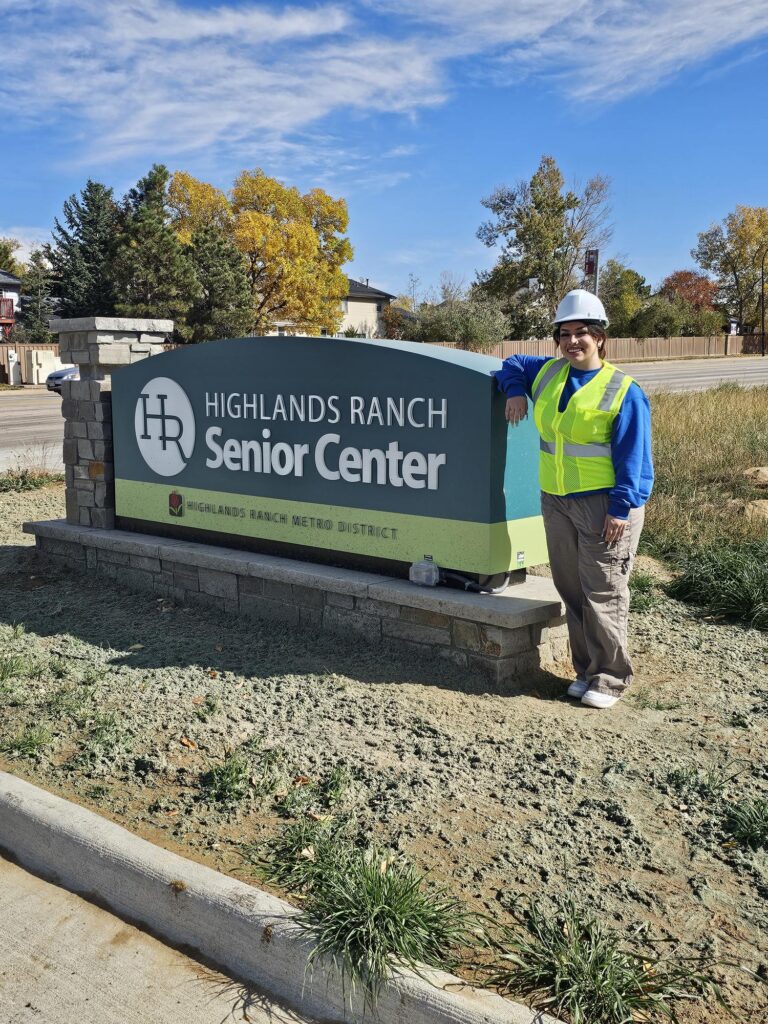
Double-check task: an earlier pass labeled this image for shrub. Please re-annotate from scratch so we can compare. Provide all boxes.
[487,895,723,1024]
[666,543,768,630]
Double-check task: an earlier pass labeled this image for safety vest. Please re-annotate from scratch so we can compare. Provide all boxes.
[531,357,634,495]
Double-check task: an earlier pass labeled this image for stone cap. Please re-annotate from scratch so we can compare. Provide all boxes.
[23,519,565,628]
[49,317,174,334]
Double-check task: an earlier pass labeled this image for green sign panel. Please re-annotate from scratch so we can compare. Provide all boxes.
[112,337,546,574]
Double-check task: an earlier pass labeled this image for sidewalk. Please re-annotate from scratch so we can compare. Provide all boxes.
[0,855,318,1024]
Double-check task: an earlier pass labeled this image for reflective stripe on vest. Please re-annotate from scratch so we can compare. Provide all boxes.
[532,357,568,402]
[531,359,635,496]
[540,439,613,457]
[597,368,628,411]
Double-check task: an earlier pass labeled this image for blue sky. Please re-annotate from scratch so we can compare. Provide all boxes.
[2,0,767,298]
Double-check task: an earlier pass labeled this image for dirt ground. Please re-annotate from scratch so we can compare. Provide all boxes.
[1,483,767,1023]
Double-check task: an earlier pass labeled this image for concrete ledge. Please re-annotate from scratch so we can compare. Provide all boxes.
[0,772,559,1024]
[23,520,569,685]
[24,520,563,625]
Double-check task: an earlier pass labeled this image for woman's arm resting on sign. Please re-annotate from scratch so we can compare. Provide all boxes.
[506,395,528,425]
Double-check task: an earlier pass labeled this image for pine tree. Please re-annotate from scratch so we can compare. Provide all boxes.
[47,180,119,317]
[187,225,253,341]
[19,249,56,343]
[113,164,197,337]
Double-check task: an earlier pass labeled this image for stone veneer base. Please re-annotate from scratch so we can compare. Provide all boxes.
[24,520,569,686]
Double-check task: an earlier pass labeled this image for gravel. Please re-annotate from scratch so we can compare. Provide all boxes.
[1,483,767,1024]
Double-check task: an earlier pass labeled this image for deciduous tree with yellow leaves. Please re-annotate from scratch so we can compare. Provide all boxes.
[169,169,352,334]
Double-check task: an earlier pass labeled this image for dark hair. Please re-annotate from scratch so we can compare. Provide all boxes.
[554,320,607,358]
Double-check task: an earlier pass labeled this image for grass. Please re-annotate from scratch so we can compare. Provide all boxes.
[278,764,351,816]
[629,686,681,712]
[253,816,355,892]
[629,570,662,612]
[47,683,96,725]
[48,656,68,680]
[666,543,768,630]
[0,467,64,492]
[725,799,768,850]
[301,847,473,1004]
[74,713,130,769]
[665,759,748,801]
[643,386,768,629]
[200,749,251,804]
[193,694,219,722]
[644,385,768,559]
[486,895,724,1024]
[0,654,27,683]
[0,725,52,758]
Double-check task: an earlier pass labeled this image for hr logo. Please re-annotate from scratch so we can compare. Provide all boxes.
[134,377,195,477]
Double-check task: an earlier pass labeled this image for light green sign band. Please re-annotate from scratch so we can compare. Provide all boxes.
[116,479,548,575]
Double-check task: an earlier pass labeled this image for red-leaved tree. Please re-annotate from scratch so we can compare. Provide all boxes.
[658,270,717,310]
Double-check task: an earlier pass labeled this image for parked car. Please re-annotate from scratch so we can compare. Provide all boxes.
[46,366,80,393]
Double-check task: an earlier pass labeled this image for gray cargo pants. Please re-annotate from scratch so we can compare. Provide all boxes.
[541,491,644,697]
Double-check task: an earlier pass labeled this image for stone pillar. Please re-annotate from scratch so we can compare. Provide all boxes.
[50,318,173,529]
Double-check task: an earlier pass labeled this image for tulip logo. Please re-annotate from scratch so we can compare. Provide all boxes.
[169,491,184,517]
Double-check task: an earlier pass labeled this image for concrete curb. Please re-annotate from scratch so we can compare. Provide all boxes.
[0,772,560,1024]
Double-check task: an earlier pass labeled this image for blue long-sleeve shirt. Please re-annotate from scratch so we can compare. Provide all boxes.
[494,355,654,519]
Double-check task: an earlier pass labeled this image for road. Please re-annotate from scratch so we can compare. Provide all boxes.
[617,354,768,393]
[1,356,767,471]
[0,855,318,1024]
[0,390,64,472]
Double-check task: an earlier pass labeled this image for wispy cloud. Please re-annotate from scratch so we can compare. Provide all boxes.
[0,227,52,262]
[1,0,444,171]
[1,0,767,176]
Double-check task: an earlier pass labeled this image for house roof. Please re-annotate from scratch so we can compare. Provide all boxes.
[0,270,22,287]
[347,277,396,301]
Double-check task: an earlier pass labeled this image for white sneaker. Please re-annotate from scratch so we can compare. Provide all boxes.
[567,678,589,698]
[581,689,621,709]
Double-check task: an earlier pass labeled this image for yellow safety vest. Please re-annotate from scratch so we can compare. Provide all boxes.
[531,358,634,495]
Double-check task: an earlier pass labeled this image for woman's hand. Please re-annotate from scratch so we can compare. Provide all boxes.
[505,396,528,426]
[602,515,627,546]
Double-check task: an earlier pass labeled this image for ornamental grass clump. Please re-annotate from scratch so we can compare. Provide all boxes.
[666,542,768,630]
[301,847,473,1005]
[487,895,723,1024]
[726,798,768,851]
[254,816,355,892]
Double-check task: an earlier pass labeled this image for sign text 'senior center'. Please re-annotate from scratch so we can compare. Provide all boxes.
[205,428,446,490]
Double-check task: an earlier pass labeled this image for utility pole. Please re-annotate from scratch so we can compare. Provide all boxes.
[584,249,599,294]
[761,247,766,358]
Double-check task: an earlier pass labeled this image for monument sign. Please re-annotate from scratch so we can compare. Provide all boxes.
[112,336,547,576]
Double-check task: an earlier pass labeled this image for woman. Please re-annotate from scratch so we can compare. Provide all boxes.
[495,289,653,709]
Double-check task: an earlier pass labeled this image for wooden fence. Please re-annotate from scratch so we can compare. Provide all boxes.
[427,335,763,361]
[0,344,61,384]
[1,336,763,383]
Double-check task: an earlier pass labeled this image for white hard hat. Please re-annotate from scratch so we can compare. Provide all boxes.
[553,289,609,327]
